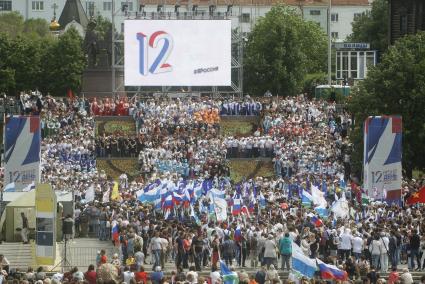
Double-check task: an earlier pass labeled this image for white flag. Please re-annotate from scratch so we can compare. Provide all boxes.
[85,185,95,203]
[214,198,228,222]
[102,189,110,203]
[331,195,349,219]
[312,185,327,207]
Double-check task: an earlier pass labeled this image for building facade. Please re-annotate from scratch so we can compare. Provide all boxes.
[0,0,370,41]
[389,0,425,43]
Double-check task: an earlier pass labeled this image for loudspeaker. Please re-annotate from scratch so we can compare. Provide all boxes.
[63,220,73,235]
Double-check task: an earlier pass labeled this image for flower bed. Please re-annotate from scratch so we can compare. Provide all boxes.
[97,158,140,180]
[228,159,274,183]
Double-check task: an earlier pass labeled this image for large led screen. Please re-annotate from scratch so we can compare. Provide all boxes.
[124,20,231,86]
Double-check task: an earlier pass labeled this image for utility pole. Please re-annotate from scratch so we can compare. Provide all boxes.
[327,0,332,85]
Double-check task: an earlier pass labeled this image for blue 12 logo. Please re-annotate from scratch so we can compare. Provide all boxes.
[137,31,173,76]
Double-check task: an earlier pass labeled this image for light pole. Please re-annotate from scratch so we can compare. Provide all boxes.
[327,0,332,86]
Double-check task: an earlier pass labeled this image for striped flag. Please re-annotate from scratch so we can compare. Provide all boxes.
[220,261,239,284]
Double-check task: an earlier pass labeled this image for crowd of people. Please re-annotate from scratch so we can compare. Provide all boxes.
[1,92,425,284]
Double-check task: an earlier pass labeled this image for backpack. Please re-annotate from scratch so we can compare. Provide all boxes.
[79,211,88,223]
[250,237,258,251]
[389,236,397,251]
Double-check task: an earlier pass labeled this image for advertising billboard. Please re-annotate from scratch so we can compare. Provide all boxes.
[124,20,231,86]
[4,116,41,190]
[363,116,402,202]
[35,183,57,265]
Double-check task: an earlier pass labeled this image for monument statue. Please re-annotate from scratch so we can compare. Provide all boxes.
[83,19,99,68]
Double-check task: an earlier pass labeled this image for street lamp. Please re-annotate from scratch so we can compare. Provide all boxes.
[327,0,332,86]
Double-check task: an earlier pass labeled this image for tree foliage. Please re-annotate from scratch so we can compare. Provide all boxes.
[244,5,327,97]
[347,0,389,53]
[348,32,425,178]
[23,18,50,38]
[39,28,87,96]
[0,12,50,39]
[0,12,86,96]
[94,14,112,41]
[0,12,25,37]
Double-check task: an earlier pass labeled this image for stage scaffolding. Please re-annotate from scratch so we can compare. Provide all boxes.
[111,0,244,98]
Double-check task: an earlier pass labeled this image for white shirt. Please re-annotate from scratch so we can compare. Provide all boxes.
[380,236,390,254]
[210,271,221,284]
[340,233,353,250]
[150,237,163,250]
[123,271,135,284]
[352,236,363,253]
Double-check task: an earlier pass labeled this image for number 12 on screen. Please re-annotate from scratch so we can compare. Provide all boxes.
[137,31,173,76]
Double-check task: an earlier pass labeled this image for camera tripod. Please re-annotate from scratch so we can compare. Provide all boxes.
[50,237,72,272]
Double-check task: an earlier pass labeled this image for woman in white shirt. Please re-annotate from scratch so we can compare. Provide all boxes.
[352,233,364,260]
[301,235,311,256]
[369,235,382,269]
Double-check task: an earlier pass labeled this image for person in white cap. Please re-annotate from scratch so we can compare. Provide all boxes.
[399,268,413,284]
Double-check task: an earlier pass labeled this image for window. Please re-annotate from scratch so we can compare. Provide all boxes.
[331,32,339,39]
[354,13,362,20]
[331,13,338,22]
[121,23,124,33]
[103,1,112,11]
[0,0,12,11]
[310,10,321,16]
[87,1,95,16]
[240,13,250,23]
[400,14,408,35]
[121,1,133,11]
[32,1,44,11]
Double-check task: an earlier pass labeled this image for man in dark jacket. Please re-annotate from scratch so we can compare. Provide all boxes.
[255,266,266,284]
[409,231,421,270]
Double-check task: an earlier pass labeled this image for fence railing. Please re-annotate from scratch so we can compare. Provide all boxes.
[56,244,117,270]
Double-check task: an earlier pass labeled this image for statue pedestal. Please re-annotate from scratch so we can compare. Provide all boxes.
[81,68,124,97]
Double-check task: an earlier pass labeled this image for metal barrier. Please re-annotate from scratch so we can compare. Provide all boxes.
[57,244,117,270]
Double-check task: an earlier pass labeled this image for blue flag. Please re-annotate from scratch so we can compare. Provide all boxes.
[220,261,239,284]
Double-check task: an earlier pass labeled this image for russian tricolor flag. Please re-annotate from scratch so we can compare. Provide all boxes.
[112,223,119,242]
[163,195,174,210]
[232,199,241,216]
[241,206,251,218]
[234,226,242,242]
[172,192,184,205]
[311,216,323,227]
[317,259,348,281]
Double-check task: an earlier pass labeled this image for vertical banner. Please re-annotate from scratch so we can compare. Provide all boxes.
[363,116,402,202]
[4,116,41,191]
[35,184,57,265]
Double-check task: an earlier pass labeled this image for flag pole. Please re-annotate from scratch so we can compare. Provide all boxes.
[0,112,5,218]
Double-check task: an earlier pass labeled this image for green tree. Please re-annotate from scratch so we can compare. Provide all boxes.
[0,12,25,38]
[94,14,113,41]
[40,28,87,95]
[0,33,15,92]
[23,18,50,38]
[347,0,389,53]
[348,32,425,178]
[244,5,327,97]
[7,36,49,93]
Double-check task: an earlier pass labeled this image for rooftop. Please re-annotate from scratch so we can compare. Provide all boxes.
[58,0,89,29]
[141,0,370,6]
